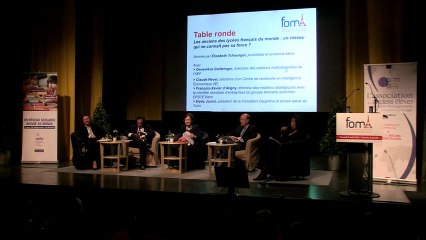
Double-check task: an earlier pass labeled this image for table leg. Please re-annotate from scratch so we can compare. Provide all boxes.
[100,144,104,170]
[208,145,212,174]
[227,145,232,167]
[160,144,165,170]
[178,144,182,174]
[123,142,129,170]
[117,142,121,171]
[183,144,188,173]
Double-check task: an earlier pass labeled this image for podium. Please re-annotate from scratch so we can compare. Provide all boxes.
[335,113,382,198]
[341,143,380,198]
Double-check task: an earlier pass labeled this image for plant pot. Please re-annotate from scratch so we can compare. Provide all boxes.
[327,155,340,171]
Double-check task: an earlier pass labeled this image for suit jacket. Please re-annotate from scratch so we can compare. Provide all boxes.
[74,123,104,164]
[228,124,258,150]
[75,123,104,143]
[126,124,155,146]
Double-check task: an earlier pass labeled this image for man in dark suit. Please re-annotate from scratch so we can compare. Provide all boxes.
[126,116,155,170]
[228,113,258,150]
[74,115,104,170]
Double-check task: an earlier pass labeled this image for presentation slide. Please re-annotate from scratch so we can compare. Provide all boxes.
[187,8,317,112]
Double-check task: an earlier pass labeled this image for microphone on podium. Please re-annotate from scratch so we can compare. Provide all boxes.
[342,88,360,112]
[365,82,379,112]
[344,88,360,101]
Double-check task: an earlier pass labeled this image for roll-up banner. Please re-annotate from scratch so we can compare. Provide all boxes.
[364,63,417,184]
[22,72,58,163]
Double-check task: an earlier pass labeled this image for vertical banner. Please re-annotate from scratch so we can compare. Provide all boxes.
[363,63,417,183]
[22,72,58,163]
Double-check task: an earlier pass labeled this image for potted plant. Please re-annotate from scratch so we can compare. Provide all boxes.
[92,98,117,156]
[319,98,347,170]
[165,131,175,142]
[111,129,120,141]
[92,98,111,137]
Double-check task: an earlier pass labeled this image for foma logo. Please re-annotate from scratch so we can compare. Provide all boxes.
[345,115,373,129]
[281,14,306,28]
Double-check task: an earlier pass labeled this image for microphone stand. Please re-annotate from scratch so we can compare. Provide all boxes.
[365,83,378,113]
[342,88,360,112]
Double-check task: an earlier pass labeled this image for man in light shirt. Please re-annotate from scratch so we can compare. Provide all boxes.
[228,113,258,150]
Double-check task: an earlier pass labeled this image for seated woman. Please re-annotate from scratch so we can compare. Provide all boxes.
[254,114,308,181]
[174,113,205,170]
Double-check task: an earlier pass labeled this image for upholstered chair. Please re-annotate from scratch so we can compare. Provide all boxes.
[235,133,261,171]
[128,131,161,167]
[277,134,311,178]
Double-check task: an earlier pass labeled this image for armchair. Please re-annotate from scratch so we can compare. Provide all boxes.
[128,131,161,167]
[235,133,261,171]
[277,134,311,178]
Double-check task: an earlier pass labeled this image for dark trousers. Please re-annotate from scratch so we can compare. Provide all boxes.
[131,140,149,167]
[77,138,100,170]
[170,144,203,170]
[258,138,281,176]
[187,145,203,170]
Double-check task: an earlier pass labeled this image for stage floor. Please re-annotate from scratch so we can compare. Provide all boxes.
[1,156,421,204]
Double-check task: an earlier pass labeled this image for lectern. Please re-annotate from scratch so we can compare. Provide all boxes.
[336,113,382,198]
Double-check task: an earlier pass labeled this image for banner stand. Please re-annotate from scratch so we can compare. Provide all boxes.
[21,72,58,163]
[340,143,380,198]
[363,63,417,183]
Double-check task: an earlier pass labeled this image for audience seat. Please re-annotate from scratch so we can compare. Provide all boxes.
[128,131,161,167]
[235,133,261,171]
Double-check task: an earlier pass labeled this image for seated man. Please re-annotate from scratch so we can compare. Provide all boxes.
[226,113,258,169]
[73,115,104,170]
[227,113,258,151]
[126,116,155,170]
